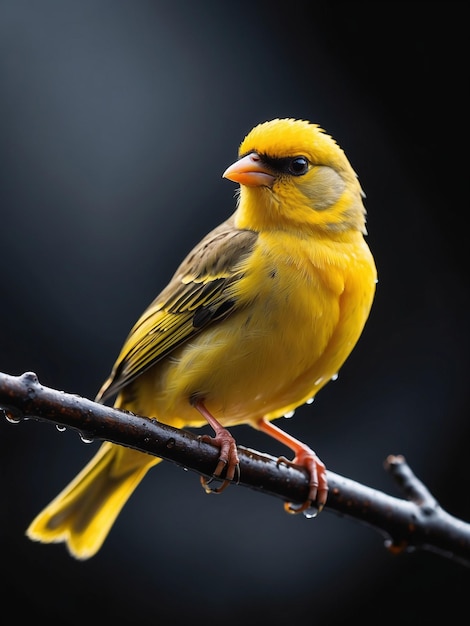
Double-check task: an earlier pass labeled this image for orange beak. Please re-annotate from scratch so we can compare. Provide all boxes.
[223,152,275,188]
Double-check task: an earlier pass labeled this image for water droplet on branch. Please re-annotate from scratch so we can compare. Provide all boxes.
[303,505,319,519]
[3,408,23,424]
[79,432,95,444]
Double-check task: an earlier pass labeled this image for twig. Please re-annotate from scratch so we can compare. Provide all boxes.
[1,370,469,566]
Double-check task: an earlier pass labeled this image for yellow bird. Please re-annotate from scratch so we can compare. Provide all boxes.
[26,118,377,559]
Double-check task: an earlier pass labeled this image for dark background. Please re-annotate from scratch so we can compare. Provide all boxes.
[1,1,468,623]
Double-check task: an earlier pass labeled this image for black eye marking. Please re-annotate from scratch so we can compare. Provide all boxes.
[258,154,310,177]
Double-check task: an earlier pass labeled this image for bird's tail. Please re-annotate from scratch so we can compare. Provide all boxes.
[26,442,161,559]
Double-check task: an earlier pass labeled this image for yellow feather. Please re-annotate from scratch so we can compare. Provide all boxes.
[27,118,377,558]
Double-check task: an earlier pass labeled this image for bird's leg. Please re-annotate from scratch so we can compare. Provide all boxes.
[192,399,240,494]
[257,417,328,513]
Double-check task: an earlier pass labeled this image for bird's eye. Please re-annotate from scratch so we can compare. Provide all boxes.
[288,157,309,176]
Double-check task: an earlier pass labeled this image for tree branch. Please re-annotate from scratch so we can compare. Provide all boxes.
[1,370,469,567]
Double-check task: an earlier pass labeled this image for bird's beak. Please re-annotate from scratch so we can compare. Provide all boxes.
[223,152,275,188]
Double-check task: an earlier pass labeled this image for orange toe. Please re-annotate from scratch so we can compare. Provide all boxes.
[277,450,328,514]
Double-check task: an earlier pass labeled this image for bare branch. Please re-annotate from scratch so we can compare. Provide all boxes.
[1,370,469,567]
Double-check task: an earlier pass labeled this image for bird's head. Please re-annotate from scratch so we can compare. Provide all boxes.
[223,118,367,236]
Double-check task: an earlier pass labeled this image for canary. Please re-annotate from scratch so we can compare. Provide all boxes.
[26,118,377,559]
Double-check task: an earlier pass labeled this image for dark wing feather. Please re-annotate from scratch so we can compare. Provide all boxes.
[96,218,258,403]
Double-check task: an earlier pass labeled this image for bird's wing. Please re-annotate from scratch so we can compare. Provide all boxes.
[96,219,258,403]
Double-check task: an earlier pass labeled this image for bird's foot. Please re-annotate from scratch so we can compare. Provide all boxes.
[192,399,240,495]
[198,429,240,494]
[277,449,328,514]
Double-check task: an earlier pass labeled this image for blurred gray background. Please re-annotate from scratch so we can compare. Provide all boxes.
[1,1,468,623]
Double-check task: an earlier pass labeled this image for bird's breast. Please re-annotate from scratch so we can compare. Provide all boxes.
[137,232,376,429]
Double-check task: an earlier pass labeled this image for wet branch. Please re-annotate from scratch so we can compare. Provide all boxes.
[1,370,469,567]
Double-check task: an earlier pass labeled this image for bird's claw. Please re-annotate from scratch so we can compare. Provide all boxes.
[284,500,316,515]
[276,452,328,514]
[200,474,231,494]
[198,430,240,495]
